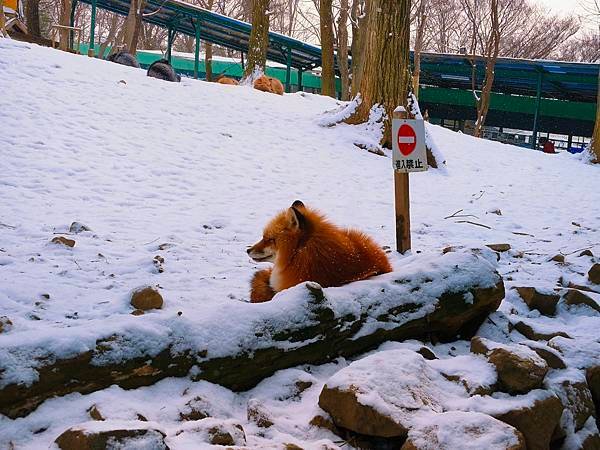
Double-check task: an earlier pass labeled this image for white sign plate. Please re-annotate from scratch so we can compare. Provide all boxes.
[392,118,428,173]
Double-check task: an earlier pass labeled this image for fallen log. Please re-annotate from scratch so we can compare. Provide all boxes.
[0,253,504,418]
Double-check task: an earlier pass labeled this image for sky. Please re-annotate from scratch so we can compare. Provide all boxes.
[536,0,594,18]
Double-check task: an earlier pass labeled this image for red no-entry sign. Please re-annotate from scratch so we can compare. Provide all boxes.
[397,124,417,156]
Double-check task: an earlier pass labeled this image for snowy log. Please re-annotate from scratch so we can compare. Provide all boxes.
[0,253,504,419]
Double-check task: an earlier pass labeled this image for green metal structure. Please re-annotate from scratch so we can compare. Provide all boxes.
[72,0,598,145]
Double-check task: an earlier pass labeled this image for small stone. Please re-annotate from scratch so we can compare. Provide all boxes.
[247,399,274,428]
[87,404,104,421]
[586,366,600,423]
[513,321,571,341]
[294,380,313,395]
[131,309,145,316]
[519,342,566,369]
[284,444,304,450]
[0,316,13,333]
[514,287,560,316]
[69,222,91,233]
[550,254,565,263]
[580,250,594,257]
[51,236,75,248]
[416,346,437,360]
[41,293,50,299]
[589,264,600,285]
[179,396,210,421]
[130,286,163,310]
[207,424,245,446]
[563,290,600,313]
[486,243,511,252]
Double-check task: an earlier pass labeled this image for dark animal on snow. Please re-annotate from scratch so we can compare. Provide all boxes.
[106,51,140,68]
[147,59,181,82]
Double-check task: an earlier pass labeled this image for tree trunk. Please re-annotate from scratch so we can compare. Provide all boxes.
[345,0,412,149]
[0,0,6,38]
[319,0,336,98]
[350,0,368,96]
[590,68,599,163]
[0,258,504,419]
[205,0,215,81]
[473,0,500,138]
[337,0,350,100]
[24,0,41,38]
[58,0,71,51]
[412,0,427,98]
[122,0,145,55]
[243,0,270,80]
[98,14,119,59]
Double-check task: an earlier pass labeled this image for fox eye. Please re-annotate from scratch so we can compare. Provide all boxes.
[263,237,274,244]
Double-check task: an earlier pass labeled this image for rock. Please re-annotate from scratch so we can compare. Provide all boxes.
[429,354,497,396]
[55,422,169,450]
[87,404,104,421]
[488,347,548,394]
[131,309,145,316]
[551,254,565,263]
[318,350,454,438]
[514,287,560,316]
[284,444,304,450]
[172,418,245,446]
[130,286,163,310]
[581,428,600,450]
[546,370,596,432]
[0,316,13,333]
[586,366,600,422]
[69,222,91,233]
[294,380,313,395]
[416,346,437,360]
[179,396,210,421]
[563,290,600,313]
[520,342,566,369]
[309,415,341,436]
[472,337,548,394]
[580,250,594,257]
[247,398,274,428]
[486,244,511,252]
[51,236,75,248]
[589,264,600,285]
[495,394,563,450]
[512,320,571,341]
[400,411,525,450]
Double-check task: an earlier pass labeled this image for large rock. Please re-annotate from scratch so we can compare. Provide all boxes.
[546,369,596,432]
[520,341,566,369]
[401,411,525,450]
[471,337,548,394]
[318,350,460,438]
[563,289,600,314]
[1,253,505,419]
[429,354,497,396]
[589,264,600,285]
[512,320,570,341]
[55,421,169,450]
[130,286,163,310]
[514,287,559,316]
[495,393,563,450]
[586,365,600,424]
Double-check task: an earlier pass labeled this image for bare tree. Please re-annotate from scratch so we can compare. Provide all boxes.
[25,0,42,38]
[346,0,412,148]
[58,0,72,50]
[412,0,427,98]
[336,0,350,99]
[120,0,145,54]
[243,0,270,79]
[319,0,336,97]
[350,0,368,95]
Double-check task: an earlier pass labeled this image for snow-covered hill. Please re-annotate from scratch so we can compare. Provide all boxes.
[0,38,599,449]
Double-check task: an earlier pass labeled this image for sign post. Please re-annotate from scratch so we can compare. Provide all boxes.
[392,107,428,253]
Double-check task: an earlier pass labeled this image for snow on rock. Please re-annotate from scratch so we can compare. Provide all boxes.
[167,418,247,447]
[429,354,497,395]
[401,411,525,450]
[318,349,466,437]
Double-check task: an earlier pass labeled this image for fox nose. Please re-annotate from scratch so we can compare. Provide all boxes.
[246,248,252,254]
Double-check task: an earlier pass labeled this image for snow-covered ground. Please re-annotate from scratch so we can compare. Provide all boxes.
[0,38,599,449]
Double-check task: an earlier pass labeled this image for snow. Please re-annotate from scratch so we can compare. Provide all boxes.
[1,38,600,448]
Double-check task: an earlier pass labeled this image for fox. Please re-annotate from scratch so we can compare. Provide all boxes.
[216,76,239,86]
[253,75,284,96]
[247,201,392,303]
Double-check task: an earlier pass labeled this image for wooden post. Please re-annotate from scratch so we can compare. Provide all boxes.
[393,107,411,253]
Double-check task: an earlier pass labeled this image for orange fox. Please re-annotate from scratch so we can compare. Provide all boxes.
[247,201,392,302]
[216,76,239,85]
[253,75,284,95]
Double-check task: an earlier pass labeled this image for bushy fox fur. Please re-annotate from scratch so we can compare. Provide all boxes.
[248,201,392,303]
[253,75,284,95]
[216,76,239,85]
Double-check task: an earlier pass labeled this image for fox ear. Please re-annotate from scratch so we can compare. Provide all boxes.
[291,200,305,209]
[287,206,305,230]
